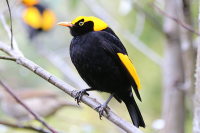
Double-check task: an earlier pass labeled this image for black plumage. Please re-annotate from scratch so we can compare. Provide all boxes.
[58,16,145,128]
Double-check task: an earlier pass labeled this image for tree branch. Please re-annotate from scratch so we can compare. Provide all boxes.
[2,0,21,14]
[133,2,163,32]
[0,13,24,57]
[176,0,196,115]
[0,119,50,133]
[132,12,145,38]
[149,3,200,36]
[0,78,58,133]
[161,0,185,132]
[5,0,13,49]
[193,0,200,132]
[0,55,16,61]
[0,41,143,133]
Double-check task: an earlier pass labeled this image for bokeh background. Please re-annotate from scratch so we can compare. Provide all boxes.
[0,0,198,133]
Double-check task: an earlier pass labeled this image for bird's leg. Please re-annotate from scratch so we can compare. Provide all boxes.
[95,92,115,120]
[75,88,95,105]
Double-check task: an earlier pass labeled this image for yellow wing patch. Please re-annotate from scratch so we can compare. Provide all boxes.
[117,53,141,90]
[22,7,42,29]
[22,7,56,30]
[42,9,56,31]
[71,16,108,31]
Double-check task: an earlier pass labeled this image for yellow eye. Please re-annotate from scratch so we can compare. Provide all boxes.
[79,21,84,26]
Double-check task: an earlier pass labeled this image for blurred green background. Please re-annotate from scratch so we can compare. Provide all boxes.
[0,0,198,133]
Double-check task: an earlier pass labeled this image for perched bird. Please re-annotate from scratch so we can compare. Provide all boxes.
[58,16,145,128]
[0,89,78,124]
[22,0,56,39]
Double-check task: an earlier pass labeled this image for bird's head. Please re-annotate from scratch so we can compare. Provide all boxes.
[57,16,108,36]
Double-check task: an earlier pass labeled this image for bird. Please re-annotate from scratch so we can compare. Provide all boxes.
[21,0,56,39]
[0,89,78,125]
[57,16,145,128]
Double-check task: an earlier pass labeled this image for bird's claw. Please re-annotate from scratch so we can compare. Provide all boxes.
[75,89,89,105]
[95,104,109,120]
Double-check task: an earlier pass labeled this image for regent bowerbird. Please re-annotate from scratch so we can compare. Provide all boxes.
[22,0,56,39]
[58,16,145,128]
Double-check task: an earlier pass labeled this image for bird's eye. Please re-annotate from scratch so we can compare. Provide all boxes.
[79,22,84,26]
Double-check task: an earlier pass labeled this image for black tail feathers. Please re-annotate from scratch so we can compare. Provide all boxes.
[124,97,145,128]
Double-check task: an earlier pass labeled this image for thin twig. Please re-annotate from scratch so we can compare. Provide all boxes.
[0,55,16,61]
[5,0,13,49]
[0,119,50,133]
[0,78,58,133]
[0,41,143,133]
[0,14,24,57]
[149,3,200,36]
[2,0,20,14]
[133,2,163,32]
[132,12,145,38]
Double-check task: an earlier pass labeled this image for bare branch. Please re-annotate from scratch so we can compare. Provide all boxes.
[0,55,16,61]
[161,0,185,132]
[0,120,50,133]
[132,12,145,38]
[133,3,163,32]
[5,0,13,49]
[0,78,58,133]
[2,0,21,14]
[149,3,200,36]
[193,0,200,132]
[175,0,196,115]
[0,41,143,133]
[0,14,24,57]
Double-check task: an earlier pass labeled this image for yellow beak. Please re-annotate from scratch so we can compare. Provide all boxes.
[57,22,73,27]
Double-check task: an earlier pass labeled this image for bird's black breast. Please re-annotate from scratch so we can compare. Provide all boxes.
[70,31,131,93]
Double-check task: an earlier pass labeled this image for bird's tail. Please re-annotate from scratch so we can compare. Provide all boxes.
[124,96,145,128]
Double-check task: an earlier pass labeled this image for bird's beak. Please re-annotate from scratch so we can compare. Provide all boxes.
[57,22,73,27]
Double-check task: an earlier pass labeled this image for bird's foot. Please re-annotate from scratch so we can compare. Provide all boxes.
[75,89,89,105]
[95,103,109,120]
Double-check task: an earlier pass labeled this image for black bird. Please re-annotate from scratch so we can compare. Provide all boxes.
[22,0,56,39]
[58,16,145,128]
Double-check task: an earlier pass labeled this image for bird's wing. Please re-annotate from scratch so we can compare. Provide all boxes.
[98,31,141,101]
